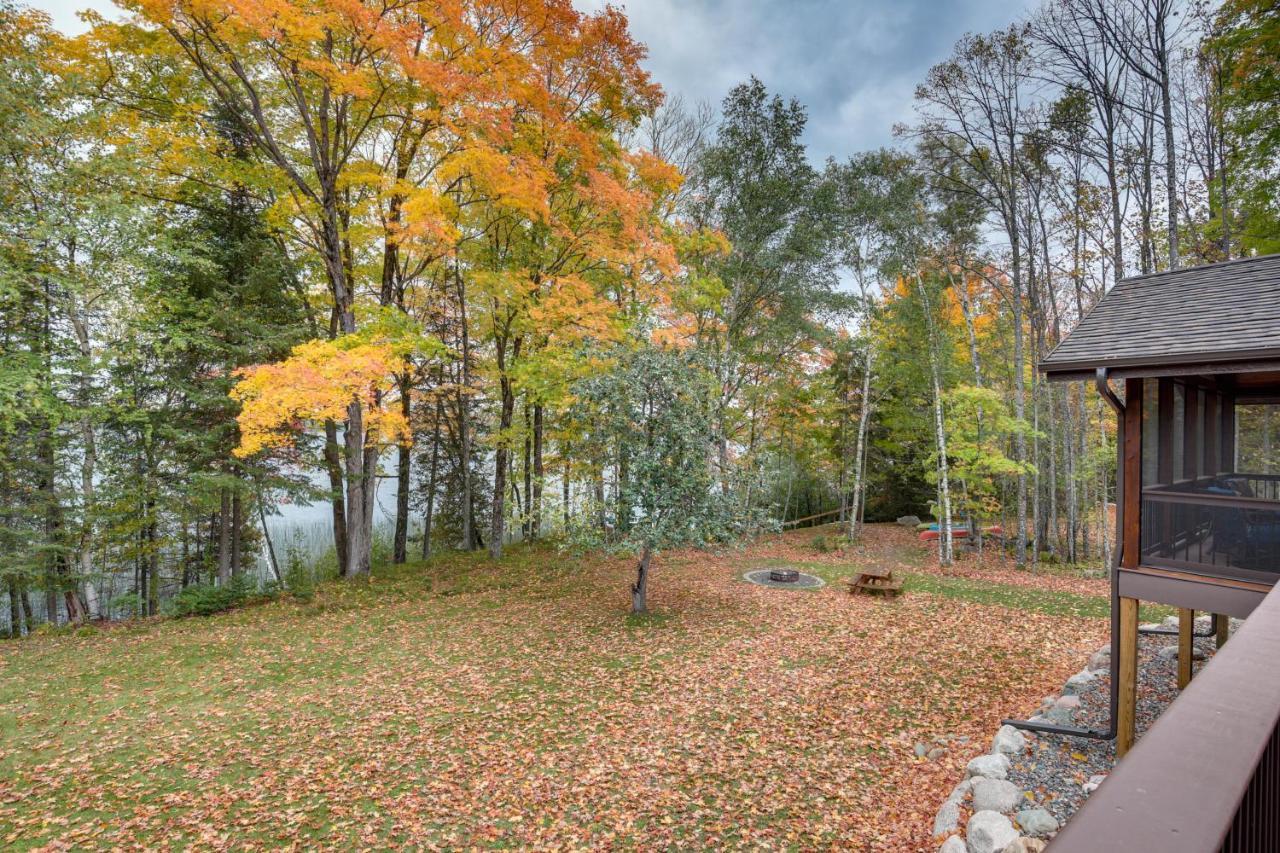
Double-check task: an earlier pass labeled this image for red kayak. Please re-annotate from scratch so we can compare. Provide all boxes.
[918,525,1003,542]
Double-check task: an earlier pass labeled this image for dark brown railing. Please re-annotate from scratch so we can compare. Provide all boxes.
[1049,583,1280,852]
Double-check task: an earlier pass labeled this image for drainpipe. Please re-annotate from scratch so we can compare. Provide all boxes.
[1002,367,1123,741]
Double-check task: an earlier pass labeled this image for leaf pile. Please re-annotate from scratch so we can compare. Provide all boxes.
[0,525,1105,850]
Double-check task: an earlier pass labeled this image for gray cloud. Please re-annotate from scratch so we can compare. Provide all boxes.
[581,0,1038,162]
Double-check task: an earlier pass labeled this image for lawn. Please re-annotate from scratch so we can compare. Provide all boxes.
[0,525,1111,850]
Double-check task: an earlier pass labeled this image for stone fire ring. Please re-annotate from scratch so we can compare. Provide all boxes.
[743,568,825,590]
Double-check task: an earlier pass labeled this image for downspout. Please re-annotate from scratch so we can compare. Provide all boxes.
[1002,367,1123,741]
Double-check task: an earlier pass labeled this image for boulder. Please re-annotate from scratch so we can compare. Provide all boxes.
[1001,839,1047,853]
[1062,669,1096,695]
[898,515,922,527]
[1015,808,1059,837]
[1086,647,1111,673]
[966,811,1019,853]
[1156,644,1206,662]
[1044,706,1075,725]
[928,746,947,761]
[972,778,1021,813]
[940,836,966,853]
[1054,694,1081,710]
[991,724,1026,756]
[946,778,973,804]
[933,800,961,838]
[966,753,1011,780]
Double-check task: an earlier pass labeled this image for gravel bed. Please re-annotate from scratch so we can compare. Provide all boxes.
[1007,623,1221,825]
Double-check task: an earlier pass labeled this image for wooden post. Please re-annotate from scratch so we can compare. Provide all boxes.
[1117,379,1144,759]
[1118,596,1140,758]
[1215,612,1230,648]
[1177,608,1194,689]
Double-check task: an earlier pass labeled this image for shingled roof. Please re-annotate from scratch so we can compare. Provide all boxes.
[1040,254,1280,378]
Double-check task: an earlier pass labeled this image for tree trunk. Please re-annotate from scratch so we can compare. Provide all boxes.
[344,398,372,577]
[217,488,232,585]
[1157,17,1178,270]
[848,342,875,541]
[455,265,475,551]
[522,401,532,539]
[489,337,520,559]
[7,576,22,638]
[632,545,653,614]
[323,419,349,577]
[421,397,442,560]
[917,274,954,566]
[393,373,412,564]
[532,403,544,539]
[257,487,282,583]
[230,490,243,577]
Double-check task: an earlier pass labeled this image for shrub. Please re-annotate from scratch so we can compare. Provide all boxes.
[170,575,258,618]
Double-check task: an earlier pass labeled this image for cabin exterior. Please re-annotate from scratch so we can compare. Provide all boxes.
[1039,255,1280,850]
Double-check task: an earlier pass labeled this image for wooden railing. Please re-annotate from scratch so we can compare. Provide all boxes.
[1049,583,1280,852]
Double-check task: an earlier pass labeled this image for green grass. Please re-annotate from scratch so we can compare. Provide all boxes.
[755,558,1172,621]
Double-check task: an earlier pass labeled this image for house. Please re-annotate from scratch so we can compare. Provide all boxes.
[1036,254,1280,850]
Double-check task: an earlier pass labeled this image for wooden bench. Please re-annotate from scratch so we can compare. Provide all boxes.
[843,567,904,597]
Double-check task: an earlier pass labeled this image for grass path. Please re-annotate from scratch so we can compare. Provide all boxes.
[1,525,1110,850]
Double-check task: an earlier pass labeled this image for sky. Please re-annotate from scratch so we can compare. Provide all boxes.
[40,0,1037,163]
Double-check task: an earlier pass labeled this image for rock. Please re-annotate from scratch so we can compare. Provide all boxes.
[991,724,1026,756]
[1054,694,1081,710]
[940,836,966,853]
[933,800,960,838]
[928,746,947,761]
[1139,622,1162,632]
[1086,647,1111,672]
[915,742,929,758]
[1156,644,1206,662]
[897,515,922,527]
[966,810,1019,853]
[1044,706,1075,725]
[966,753,1011,780]
[1082,773,1107,794]
[1001,839,1048,853]
[946,778,973,804]
[1062,669,1096,695]
[1163,614,1180,628]
[1015,808,1059,836]
[972,778,1021,813]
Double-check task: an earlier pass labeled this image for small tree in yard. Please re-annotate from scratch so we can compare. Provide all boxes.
[571,346,737,614]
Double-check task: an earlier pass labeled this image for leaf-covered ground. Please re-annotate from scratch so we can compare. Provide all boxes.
[1,524,1115,851]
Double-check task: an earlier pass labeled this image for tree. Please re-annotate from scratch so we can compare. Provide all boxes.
[569,346,736,614]
[687,78,844,490]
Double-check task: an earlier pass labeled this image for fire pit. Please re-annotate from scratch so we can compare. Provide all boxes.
[743,568,825,590]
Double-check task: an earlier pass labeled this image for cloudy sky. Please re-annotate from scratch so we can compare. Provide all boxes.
[40,0,1037,162]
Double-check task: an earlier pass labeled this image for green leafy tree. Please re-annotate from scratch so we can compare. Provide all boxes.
[569,346,739,614]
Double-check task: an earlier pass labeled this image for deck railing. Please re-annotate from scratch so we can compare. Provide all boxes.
[1049,583,1280,852]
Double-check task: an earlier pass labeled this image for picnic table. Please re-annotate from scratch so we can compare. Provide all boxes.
[843,566,904,597]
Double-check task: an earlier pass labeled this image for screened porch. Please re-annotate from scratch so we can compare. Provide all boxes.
[1137,376,1280,584]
